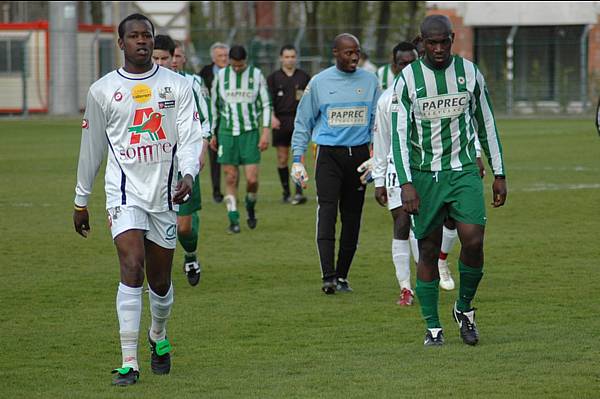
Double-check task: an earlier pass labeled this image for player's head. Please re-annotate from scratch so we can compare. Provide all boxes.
[279,44,297,70]
[392,42,418,73]
[332,33,360,73]
[420,14,454,69]
[412,35,425,57]
[152,34,175,68]
[117,13,154,69]
[210,42,229,68]
[229,45,247,73]
[172,40,186,71]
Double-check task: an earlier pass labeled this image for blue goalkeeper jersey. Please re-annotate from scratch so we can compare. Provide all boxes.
[291,66,380,156]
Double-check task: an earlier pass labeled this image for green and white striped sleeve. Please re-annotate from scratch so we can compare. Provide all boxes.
[210,72,220,135]
[257,70,271,128]
[191,75,211,139]
[391,76,413,185]
[473,67,505,176]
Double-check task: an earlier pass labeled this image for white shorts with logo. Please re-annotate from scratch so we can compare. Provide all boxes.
[386,161,403,211]
[107,205,177,249]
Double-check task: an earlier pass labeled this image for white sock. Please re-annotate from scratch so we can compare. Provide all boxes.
[224,194,237,212]
[149,284,174,342]
[392,239,411,288]
[409,230,419,264]
[441,226,458,256]
[116,283,143,370]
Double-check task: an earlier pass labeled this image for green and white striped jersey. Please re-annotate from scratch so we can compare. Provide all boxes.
[180,71,212,139]
[211,65,271,136]
[376,64,397,90]
[391,55,505,185]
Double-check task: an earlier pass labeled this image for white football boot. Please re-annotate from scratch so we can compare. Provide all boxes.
[438,259,455,291]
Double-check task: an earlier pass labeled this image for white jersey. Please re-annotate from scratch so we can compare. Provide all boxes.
[74,64,203,212]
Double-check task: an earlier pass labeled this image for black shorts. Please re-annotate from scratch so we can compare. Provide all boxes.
[272,115,294,147]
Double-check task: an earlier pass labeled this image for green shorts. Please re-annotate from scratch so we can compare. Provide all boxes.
[177,172,201,215]
[411,169,486,239]
[217,130,260,165]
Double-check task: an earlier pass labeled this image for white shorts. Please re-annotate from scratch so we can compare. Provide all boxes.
[386,162,403,211]
[107,205,177,249]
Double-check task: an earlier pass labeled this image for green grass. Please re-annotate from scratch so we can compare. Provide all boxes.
[1,118,599,398]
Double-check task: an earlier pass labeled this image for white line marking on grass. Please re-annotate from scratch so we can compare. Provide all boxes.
[518,183,600,192]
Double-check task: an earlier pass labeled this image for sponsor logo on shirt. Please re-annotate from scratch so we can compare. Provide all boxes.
[158,100,176,109]
[113,91,123,102]
[415,92,469,120]
[158,86,174,100]
[224,89,255,103]
[131,84,152,104]
[327,106,368,127]
[82,119,89,129]
[121,108,173,164]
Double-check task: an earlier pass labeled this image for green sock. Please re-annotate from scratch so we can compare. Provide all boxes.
[457,260,484,312]
[228,210,240,224]
[245,193,256,210]
[415,278,441,329]
[178,212,199,255]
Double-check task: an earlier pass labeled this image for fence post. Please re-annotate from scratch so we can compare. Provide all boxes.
[22,31,32,116]
[506,26,518,116]
[580,25,592,112]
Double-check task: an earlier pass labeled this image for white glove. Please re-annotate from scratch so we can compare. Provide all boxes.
[291,162,309,188]
[357,158,374,184]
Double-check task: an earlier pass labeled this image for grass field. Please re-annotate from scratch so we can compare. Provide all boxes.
[1,117,599,398]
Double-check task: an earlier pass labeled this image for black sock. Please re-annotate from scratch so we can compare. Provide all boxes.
[295,184,303,195]
[277,167,290,196]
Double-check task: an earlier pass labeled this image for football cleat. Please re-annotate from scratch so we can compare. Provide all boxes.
[438,259,455,291]
[282,193,291,203]
[228,223,241,234]
[321,279,336,295]
[336,278,353,293]
[396,288,414,306]
[213,192,224,204]
[111,367,139,386]
[183,256,201,287]
[246,207,257,229]
[148,332,172,375]
[452,302,479,346]
[423,328,444,346]
[291,193,307,205]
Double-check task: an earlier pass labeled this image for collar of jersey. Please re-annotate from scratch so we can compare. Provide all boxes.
[420,55,456,73]
[117,64,160,80]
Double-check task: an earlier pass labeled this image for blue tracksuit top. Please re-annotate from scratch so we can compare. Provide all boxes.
[291,66,381,156]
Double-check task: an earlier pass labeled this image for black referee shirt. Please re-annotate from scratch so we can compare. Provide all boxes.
[267,69,311,117]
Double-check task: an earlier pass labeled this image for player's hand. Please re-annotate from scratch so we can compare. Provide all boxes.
[199,139,209,172]
[357,158,374,184]
[400,183,419,215]
[491,177,507,208]
[291,161,309,189]
[476,157,486,178]
[374,186,388,207]
[271,115,281,130]
[258,128,270,152]
[73,207,90,238]
[173,174,194,204]
[209,135,218,152]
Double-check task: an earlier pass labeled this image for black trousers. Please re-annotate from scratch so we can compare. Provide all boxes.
[315,144,369,281]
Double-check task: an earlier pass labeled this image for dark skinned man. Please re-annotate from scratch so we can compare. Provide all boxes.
[391,15,507,346]
[291,33,380,294]
[73,13,204,385]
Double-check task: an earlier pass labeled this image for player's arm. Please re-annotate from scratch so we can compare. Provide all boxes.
[73,89,108,238]
[473,68,507,207]
[174,82,203,204]
[391,77,418,214]
[193,76,212,140]
[372,94,392,206]
[290,78,319,188]
[209,74,220,151]
[258,71,271,151]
